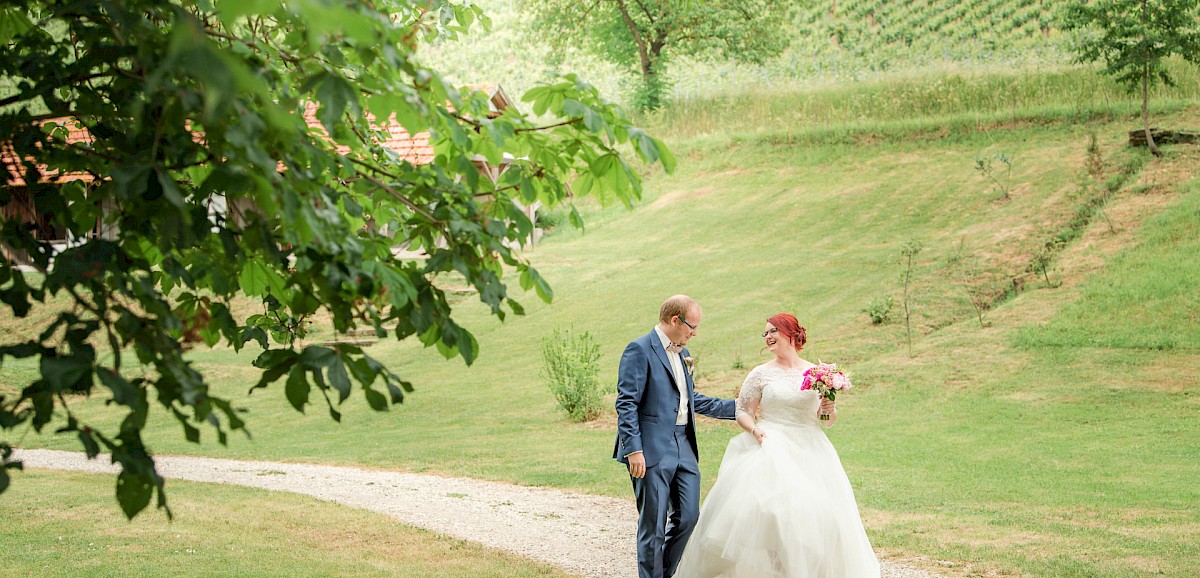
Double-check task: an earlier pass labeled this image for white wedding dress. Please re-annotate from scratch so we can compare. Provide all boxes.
[674,364,881,578]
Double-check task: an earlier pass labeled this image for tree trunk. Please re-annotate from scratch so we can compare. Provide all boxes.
[1140,0,1161,157]
[641,39,668,109]
[614,0,664,111]
[614,1,651,77]
[1143,64,1161,156]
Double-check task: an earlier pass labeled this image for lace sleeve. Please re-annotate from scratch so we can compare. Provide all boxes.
[735,369,764,420]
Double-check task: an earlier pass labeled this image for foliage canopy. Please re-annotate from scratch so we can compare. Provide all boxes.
[1061,0,1200,154]
[0,0,672,518]
[524,0,790,110]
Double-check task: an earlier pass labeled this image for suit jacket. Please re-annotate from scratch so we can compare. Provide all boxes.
[613,330,736,468]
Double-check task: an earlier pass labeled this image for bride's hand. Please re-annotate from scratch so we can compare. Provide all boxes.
[819,399,836,415]
[751,426,766,445]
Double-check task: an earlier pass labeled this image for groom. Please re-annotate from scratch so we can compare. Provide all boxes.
[614,295,736,578]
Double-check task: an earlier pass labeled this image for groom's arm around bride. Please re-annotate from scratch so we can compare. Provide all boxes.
[612,294,736,578]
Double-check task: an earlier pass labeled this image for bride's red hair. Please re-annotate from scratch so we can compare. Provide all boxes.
[768,313,807,350]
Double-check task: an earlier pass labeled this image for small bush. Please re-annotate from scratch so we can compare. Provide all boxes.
[974,152,1013,200]
[862,295,896,325]
[540,327,605,422]
[535,207,566,231]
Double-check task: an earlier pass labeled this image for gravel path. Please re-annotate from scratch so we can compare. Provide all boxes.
[16,449,940,578]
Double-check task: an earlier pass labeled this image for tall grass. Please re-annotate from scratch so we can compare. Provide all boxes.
[642,60,1200,142]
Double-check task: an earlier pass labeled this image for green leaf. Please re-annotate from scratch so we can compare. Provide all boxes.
[216,0,280,23]
[238,259,286,298]
[568,205,585,230]
[365,262,415,309]
[298,346,336,369]
[0,8,32,44]
[363,387,387,411]
[434,337,458,360]
[115,470,154,520]
[519,268,554,303]
[572,172,595,197]
[40,354,93,390]
[314,72,360,135]
[455,4,475,29]
[328,355,352,403]
[155,169,186,209]
[97,368,141,408]
[366,92,429,135]
[284,366,310,412]
[171,408,201,443]
[606,161,629,195]
[346,356,378,388]
[78,428,101,458]
[385,381,407,404]
[250,349,298,391]
[458,329,479,365]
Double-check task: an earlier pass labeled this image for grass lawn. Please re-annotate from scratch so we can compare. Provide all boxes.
[0,470,572,578]
[4,69,1199,577]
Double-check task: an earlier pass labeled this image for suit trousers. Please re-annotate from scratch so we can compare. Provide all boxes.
[631,425,701,578]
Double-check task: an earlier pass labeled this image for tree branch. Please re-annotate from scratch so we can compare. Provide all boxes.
[451,111,580,134]
[349,161,444,225]
[614,0,653,76]
[450,112,482,129]
[451,111,580,133]
[347,156,404,181]
[580,0,604,21]
[514,118,582,133]
[0,73,114,109]
[633,0,657,24]
[22,112,77,123]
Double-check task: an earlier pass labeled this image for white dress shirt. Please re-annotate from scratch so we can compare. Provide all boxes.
[654,326,689,426]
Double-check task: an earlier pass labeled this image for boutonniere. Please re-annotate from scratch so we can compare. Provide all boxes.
[683,356,695,377]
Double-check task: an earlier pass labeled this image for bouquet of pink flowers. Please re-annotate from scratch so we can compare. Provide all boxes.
[800,362,853,421]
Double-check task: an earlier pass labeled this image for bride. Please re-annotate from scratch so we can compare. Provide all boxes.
[674,313,880,578]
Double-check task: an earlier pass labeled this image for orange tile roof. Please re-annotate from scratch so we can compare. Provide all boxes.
[2,118,96,186]
[302,101,435,165]
[3,85,514,187]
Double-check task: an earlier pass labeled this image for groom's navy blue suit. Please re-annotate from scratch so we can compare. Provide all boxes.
[614,329,736,578]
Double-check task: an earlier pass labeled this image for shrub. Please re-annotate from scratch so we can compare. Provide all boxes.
[862,295,896,325]
[535,207,566,231]
[540,327,605,422]
[974,152,1013,200]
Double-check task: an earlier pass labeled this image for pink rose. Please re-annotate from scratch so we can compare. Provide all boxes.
[833,373,852,391]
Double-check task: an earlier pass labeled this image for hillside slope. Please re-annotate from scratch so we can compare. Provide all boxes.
[5,99,1198,577]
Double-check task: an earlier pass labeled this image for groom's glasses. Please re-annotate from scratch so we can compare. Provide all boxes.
[679,317,698,331]
[762,328,780,338]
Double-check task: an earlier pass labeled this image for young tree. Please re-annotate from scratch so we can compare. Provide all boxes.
[1061,0,1200,156]
[0,0,673,518]
[525,0,791,111]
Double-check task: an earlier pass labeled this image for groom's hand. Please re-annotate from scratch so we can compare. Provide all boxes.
[627,452,646,478]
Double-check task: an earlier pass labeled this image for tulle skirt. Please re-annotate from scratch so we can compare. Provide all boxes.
[674,421,880,578]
